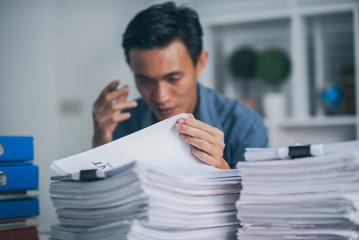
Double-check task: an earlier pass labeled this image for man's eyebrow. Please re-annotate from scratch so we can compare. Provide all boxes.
[135,74,153,80]
[135,71,184,80]
[163,71,184,78]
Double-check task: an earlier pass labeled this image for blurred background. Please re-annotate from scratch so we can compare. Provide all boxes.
[0,0,358,236]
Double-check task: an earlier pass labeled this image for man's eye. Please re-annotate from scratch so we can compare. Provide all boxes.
[168,78,180,83]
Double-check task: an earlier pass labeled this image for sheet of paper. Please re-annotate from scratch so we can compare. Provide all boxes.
[51,113,219,176]
[244,140,359,161]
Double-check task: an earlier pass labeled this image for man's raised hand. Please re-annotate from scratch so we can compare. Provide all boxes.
[92,80,137,148]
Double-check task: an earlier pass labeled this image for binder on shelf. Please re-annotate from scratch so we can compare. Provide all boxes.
[0,198,39,220]
[0,165,39,192]
[0,136,34,161]
[0,162,33,166]
[0,226,38,240]
[0,191,38,201]
[0,217,38,231]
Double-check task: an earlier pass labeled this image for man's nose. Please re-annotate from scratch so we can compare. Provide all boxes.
[153,81,170,104]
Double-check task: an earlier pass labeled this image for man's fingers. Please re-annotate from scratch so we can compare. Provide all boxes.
[174,119,224,148]
[174,121,212,143]
[97,112,131,129]
[177,117,220,137]
[95,80,120,105]
[102,80,120,96]
[174,116,226,169]
[179,133,211,153]
[109,111,132,124]
[115,100,137,109]
[108,100,137,115]
[180,133,223,159]
[190,146,218,167]
[95,87,130,113]
[95,100,137,121]
[101,87,129,108]
[106,86,129,103]
[118,86,130,102]
[94,79,127,108]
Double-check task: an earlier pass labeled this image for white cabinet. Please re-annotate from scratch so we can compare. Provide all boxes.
[195,0,359,147]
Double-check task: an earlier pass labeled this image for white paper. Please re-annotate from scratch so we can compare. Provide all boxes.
[237,145,359,240]
[244,140,359,161]
[51,113,219,176]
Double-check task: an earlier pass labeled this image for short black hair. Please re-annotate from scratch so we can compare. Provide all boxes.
[122,1,203,66]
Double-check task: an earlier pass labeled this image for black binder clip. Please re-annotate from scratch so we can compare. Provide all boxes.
[79,169,100,181]
[288,145,312,159]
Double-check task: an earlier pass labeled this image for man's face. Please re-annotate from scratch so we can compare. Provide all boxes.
[129,39,206,121]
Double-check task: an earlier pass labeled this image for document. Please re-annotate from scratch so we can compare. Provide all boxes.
[50,159,241,240]
[49,113,242,240]
[50,163,241,240]
[237,142,359,240]
[51,113,218,176]
[245,140,359,161]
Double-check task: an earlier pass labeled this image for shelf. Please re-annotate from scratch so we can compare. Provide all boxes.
[200,1,358,26]
[264,116,357,129]
[204,0,359,144]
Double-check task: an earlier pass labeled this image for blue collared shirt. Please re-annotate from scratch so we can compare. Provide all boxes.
[113,83,268,168]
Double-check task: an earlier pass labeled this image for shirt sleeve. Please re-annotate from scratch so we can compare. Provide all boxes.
[226,105,268,168]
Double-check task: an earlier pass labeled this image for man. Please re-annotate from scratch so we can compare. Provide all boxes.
[92,2,268,169]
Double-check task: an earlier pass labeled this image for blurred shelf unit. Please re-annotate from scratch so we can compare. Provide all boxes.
[197,0,359,147]
[265,115,357,129]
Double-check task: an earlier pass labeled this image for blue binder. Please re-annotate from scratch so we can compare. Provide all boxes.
[0,197,39,220]
[0,165,39,192]
[0,136,34,161]
[0,162,33,166]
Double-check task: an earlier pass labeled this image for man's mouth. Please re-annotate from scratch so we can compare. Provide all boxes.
[156,107,175,117]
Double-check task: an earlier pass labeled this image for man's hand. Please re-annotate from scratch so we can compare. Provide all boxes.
[92,80,137,148]
[173,113,230,169]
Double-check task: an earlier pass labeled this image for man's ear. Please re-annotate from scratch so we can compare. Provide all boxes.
[195,51,209,78]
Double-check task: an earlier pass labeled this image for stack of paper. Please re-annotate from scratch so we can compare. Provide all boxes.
[236,142,359,240]
[49,114,241,240]
[244,140,359,161]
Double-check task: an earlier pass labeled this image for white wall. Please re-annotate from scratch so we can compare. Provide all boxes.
[0,0,58,234]
[0,0,148,234]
